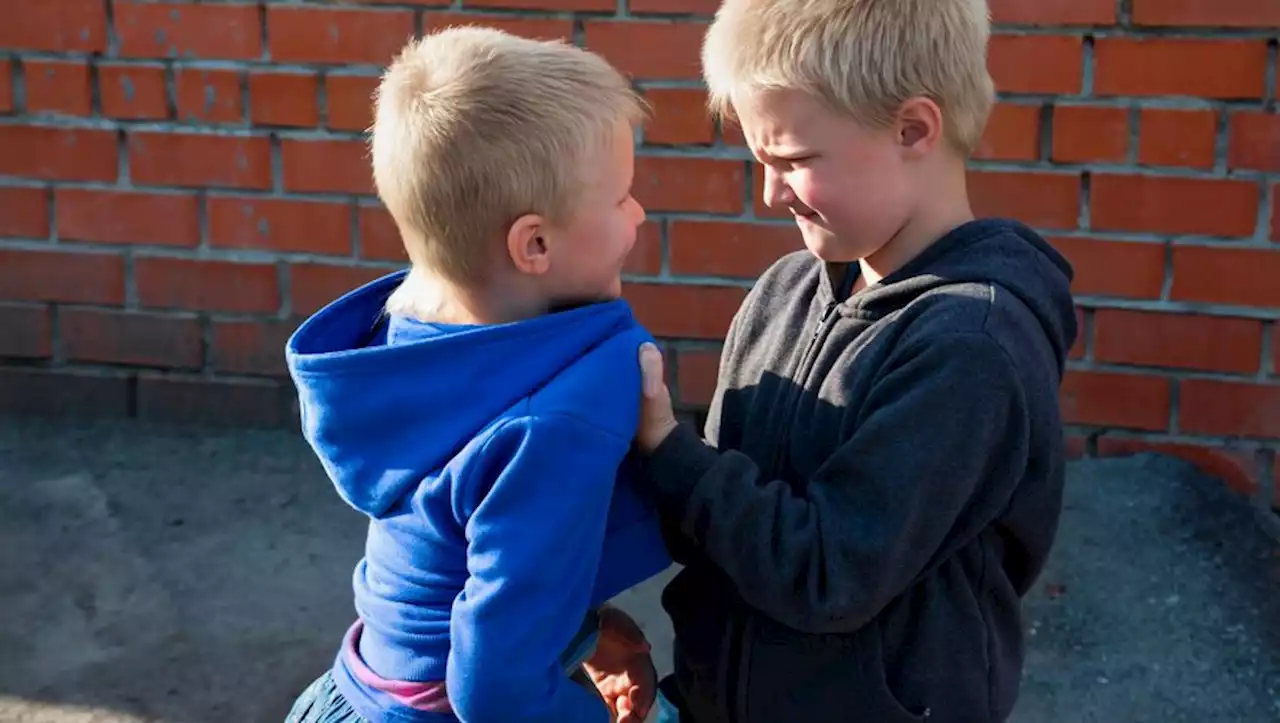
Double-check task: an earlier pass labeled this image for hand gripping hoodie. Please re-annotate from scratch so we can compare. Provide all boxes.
[285,271,671,723]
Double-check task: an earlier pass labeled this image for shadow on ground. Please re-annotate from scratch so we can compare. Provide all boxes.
[0,417,1276,722]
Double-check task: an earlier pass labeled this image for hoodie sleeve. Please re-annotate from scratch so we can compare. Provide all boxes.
[641,331,1030,634]
[447,413,624,723]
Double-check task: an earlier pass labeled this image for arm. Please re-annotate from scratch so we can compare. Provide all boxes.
[447,413,626,723]
[640,332,1030,634]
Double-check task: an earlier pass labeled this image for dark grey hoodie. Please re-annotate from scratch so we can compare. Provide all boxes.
[642,218,1077,723]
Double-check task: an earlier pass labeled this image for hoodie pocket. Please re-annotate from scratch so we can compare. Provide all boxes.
[863,622,931,723]
[739,616,929,723]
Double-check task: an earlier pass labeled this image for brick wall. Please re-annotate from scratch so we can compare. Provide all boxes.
[0,1,1277,501]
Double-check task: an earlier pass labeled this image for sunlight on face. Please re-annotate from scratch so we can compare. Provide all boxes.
[733,89,914,264]
[545,120,646,303]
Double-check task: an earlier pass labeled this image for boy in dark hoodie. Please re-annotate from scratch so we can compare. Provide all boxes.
[283,27,670,723]
[633,1,1078,721]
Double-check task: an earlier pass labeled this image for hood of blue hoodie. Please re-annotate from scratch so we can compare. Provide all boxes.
[286,270,641,518]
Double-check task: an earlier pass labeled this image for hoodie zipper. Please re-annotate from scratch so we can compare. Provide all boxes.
[763,295,843,482]
[728,298,841,723]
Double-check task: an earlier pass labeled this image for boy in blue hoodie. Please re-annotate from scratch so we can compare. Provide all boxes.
[283,27,671,723]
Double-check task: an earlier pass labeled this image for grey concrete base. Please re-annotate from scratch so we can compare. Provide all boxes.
[0,418,1276,722]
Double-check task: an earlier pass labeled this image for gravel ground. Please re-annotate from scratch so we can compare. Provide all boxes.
[0,417,1276,723]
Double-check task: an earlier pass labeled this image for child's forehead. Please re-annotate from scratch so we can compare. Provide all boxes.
[733,89,834,141]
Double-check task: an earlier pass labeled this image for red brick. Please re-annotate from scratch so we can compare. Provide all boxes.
[211,320,297,377]
[675,348,721,406]
[624,221,663,276]
[0,187,51,239]
[1180,380,1280,439]
[56,189,199,247]
[291,264,388,316]
[1094,38,1267,99]
[988,35,1083,95]
[325,74,379,132]
[128,132,271,190]
[722,118,746,147]
[1138,109,1217,169]
[1060,370,1171,432]
[0,249,125,305]
[1047,237,1165,299]
[268,7,414,65]
[974,103,1041,161]
[0,126,117,182]
[174,68,243,123]
[136,257,280,314]
[116,1,262,60]
[1274,325,1280,375]
[358,204,406,262]
[208,197,353,256]
[1051,105,1129,163]
[634,156,744,214]
[0,62,12,112]
[1273,185,1280,242]
[1228,111,1280,172]
[1068,307,1085,360]
[623,283,746,340]
[0,0,107,52]
[61,308,203,369]
[1093,310,1263,374]
[250,72,320,128]
[1096,437,1261,497]
[1170,246,1280,308]
[1132,0,1280,28]
[670,221,802,279]
[462,0,611,10]
[99,64,169,120]
[281,139,375,195]
[968,171,1080,230]
[643,88,715,145]
[1091,175,1258,237]
[584,21,706,81]
[137,374,286,428]
[423,12,574,41]
[0,304,53,359]
[989,0,1115,24]
[628,0,719,12]
[0,368,131,419]
[24,60,92,116]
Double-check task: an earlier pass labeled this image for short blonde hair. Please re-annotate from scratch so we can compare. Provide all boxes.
[371,27,646,287]
[702,0,995,156]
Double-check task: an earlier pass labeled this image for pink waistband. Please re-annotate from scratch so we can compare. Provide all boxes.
[343,621,454,714]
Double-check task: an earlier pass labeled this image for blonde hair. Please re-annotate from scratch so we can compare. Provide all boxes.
[702,0,995,155]
[371,27,646,300]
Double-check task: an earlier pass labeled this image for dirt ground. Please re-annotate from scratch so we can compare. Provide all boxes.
[1,416,1277,722]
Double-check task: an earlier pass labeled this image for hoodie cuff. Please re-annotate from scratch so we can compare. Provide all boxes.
[642,423,720,516]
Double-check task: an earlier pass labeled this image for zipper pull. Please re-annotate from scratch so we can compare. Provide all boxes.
[814,302,836,338]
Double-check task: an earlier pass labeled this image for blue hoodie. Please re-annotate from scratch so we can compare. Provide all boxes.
[286,270,672,723]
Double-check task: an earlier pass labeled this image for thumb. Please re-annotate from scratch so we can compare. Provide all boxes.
[639,343,666,398]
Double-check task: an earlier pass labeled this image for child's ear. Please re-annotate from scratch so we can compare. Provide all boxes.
[896,97,943,158]
[506,213,551,276]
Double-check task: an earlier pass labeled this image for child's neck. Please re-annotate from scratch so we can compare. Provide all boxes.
[859,161,973,289]
[389,269,549,326]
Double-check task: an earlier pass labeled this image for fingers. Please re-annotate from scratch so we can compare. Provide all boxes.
[639,343,665,398]
[615,692,636,723]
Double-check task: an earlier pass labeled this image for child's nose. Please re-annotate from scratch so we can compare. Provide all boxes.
[629,196,647,225]
[762,167,794,209]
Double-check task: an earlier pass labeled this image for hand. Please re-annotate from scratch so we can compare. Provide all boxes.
[637,344,679,453]
[583,606,657,722]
